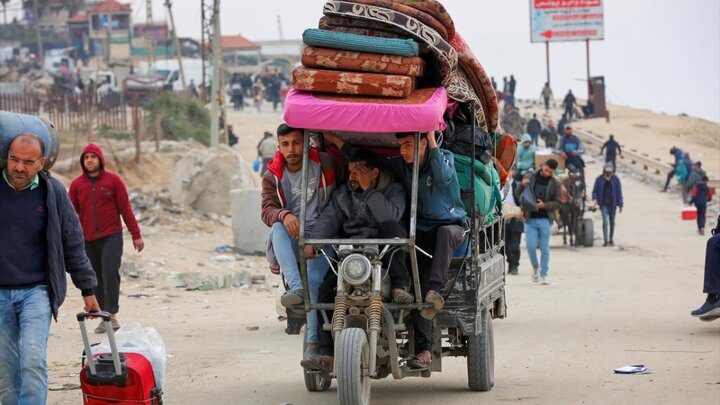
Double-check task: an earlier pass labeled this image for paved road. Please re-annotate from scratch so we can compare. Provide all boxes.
[49,158,719,404]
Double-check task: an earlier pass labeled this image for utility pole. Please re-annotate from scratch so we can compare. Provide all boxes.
[209,0,222,147]
[2,0,8,26]
[165,0,186,89]
[32,0,43,64]
[277,14,283,40]
[145,0,156,73]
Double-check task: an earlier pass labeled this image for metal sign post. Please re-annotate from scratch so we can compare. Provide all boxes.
[545,42,550,86]
[530,0,604,99]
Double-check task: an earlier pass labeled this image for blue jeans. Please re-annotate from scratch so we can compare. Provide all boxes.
[601,206,617,243]
[0,285,52,405]
[525,218,551,277]
[270,222,329,344]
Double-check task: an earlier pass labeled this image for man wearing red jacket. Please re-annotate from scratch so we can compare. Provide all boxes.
[69,143,144,333]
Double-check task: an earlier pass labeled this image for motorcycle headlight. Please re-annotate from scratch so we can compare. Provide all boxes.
[340,254,372,285]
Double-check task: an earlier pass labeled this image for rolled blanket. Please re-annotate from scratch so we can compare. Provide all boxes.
[396,0,456,41]
[302,47,425,77]
[292,67,415,98]
[302,28,419,56]
[342,0,449,40]
[452,33,499,133]
[319,15,408,39]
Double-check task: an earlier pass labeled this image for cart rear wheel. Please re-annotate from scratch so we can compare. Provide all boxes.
[467,308,494,391]
[303,329,331,392]
[337,328,371,405]
[582,218,594,247]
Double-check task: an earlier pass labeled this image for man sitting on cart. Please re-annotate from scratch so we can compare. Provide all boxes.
[301,151,412,372]
[261,123,344,360]
[325,130,467,370]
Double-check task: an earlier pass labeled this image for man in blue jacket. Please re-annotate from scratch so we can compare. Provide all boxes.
[592,163,624,246]
[325,131,467,370]
[0,134,99,405]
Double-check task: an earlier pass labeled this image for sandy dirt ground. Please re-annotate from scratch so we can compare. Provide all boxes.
[46,103,719,404]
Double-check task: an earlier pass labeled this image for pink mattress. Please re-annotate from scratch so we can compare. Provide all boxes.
[283,87,448,133]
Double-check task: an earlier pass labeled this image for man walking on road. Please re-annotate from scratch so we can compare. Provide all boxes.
[540,82,553,112]
[526,113,542,146]
[563,90,578,120]
[600,134,622,169]
[1,134,100,405]
[661,146,685,192]
[689,175,713,235]
[69,143,144,334]
[515,159,562,285]
[592,163,624,246]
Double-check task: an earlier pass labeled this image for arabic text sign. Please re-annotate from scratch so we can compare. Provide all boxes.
[530,0,604,43]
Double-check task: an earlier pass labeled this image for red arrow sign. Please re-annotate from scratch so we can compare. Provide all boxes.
[541,29,597,39]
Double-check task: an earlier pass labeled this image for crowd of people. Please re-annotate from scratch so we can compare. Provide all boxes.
[228,69,290,112]
[501,80,716,326]
[661,146,712,235]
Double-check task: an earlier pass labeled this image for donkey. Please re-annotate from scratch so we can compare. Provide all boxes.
[559,171,585,246]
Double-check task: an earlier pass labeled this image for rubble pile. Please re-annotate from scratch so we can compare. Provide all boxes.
[169,145,257,215]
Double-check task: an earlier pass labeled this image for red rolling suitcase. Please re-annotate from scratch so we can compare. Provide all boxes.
[77,312,163,404]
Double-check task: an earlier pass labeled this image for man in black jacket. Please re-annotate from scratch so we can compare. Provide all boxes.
[301,151,411,372]
[526,113,542,146]
[0,134,99,405]
[600,134,622,169]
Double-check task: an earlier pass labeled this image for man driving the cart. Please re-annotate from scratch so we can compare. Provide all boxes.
[261,123,344,361]
[301,150,413,372]
[325,130,467,369]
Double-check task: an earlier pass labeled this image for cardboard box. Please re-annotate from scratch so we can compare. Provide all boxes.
[534,151,565,170]
[682,206,697,220]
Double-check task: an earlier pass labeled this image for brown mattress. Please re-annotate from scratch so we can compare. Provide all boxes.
[302,46,425,77]
[292,67,415,98]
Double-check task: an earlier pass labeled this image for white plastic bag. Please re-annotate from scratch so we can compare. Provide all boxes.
[92,322,167,388]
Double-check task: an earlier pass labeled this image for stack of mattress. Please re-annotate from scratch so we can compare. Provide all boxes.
[289,0,514,219]
[293,29,426,99]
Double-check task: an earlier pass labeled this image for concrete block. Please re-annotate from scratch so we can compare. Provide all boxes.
[231,188,268,256]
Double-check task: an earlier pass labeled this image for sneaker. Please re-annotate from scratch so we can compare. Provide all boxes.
[531,268,539,283]
[420,291,444,320]
[508,267,519,275]
[94,320,106,334]
[603,241,610,247]
[111,318,120,331]
[392,289,414,304]
[541,276,549,285]
[280,289,304,307]
[609,241,614,246]
[699,229,705,236]
[691,299,720,319]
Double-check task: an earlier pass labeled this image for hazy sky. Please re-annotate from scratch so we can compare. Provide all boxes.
[5,0,719,123]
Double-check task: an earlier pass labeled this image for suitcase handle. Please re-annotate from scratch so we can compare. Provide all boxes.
[77,311,123,377]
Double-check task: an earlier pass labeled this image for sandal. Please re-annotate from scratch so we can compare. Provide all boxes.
[406,350,432,370]
[392,289,414,304]
[420,290,444,320]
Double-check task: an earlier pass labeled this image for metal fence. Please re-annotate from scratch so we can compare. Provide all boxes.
[0,91,129,131]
